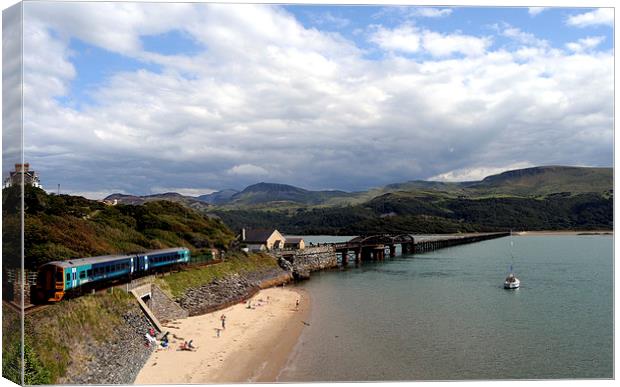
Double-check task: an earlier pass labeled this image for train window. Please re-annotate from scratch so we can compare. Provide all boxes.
[66,273,70,281]
[105,266,110,273]
[80,272,86,279]
[56,272,63,282]
[87,269,92,277]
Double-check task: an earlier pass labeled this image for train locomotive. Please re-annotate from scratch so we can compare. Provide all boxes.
[35,247,190,302]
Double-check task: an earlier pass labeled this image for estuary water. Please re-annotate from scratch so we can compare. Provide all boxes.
[278,235,613,381]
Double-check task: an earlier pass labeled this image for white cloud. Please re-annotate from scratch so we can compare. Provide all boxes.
[411,8,452,18]
[430,162,534,182]
[370,24,491,57]
[369,24,421,53]
[566,36,606,52]
[528,7,548,16]
[501,24,548,47]
[227,164,269,177]
[309,11,350,29]
[422,31,491,57]
[566,8,613,28]
[18,3,614,194]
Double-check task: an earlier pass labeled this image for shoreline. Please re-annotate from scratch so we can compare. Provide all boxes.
[514,230,613,236]
[134,286,310,384]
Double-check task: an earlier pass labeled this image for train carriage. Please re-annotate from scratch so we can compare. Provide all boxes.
[36,247,190,302]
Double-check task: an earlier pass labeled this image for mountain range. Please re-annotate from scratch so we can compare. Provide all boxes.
[104,166,613,234]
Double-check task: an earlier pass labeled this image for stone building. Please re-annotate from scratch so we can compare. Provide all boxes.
[284,236,306,250]
[3,163,42,189]
[241,228,286,251]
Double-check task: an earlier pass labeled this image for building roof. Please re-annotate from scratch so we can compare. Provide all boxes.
[284,237,304,243]
[244,229,280,243]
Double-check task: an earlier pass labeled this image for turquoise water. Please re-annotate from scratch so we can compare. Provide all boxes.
[279,235,613,381]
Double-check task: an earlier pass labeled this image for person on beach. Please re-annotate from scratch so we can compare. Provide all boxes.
[221,314,226,329]
[215,328,221,338]
[295,299,300,310]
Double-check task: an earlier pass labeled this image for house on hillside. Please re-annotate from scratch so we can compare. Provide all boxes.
[241,228,286,251]
[3,163,42,189]
[284,236,305,250]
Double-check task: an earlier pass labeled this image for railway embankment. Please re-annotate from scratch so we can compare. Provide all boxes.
[174,267,292,316]
[18,290,154,385]
[155,252,292,317]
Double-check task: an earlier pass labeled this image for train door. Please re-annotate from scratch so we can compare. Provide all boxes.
[71,268,77,289]
[130,257,135,274]
[144,255,149,271]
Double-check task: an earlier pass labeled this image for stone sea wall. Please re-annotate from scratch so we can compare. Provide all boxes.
[175,267,292,316]
[273,246,338,280]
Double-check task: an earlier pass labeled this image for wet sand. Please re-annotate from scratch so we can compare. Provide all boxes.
[134,286,309,384]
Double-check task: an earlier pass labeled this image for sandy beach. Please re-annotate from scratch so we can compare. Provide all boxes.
[134,286,309,384]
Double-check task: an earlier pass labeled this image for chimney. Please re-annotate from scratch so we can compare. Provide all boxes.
[241,228,246,241]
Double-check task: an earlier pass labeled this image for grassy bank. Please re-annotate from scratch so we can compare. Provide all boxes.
[18,291,137,384]
[156,252,279,298]
[2,304,22,385]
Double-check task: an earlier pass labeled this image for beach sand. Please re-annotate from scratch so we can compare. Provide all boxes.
[134,286,309,384]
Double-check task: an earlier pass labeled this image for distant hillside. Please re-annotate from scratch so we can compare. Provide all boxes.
[4,186,236,270]
[463,166,613,196]
[91,165,612,235]
[223,182,353,206]
[212,166,613,234]
[105,192,213,214]
[197,189,239,204]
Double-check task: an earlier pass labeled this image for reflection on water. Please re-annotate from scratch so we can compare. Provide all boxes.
[280,235,613,381]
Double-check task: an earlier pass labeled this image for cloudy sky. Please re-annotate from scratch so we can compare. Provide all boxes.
[5,2,615,198]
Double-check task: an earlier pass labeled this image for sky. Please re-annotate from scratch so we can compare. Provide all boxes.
[3,2,614,198]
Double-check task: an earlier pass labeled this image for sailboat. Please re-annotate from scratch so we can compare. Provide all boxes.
[504,265,520,289]
[504,231,520,289]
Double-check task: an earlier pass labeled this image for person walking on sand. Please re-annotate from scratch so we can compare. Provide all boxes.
[295,299,300,310]
[220,314,226,330]
[215,328,221,338]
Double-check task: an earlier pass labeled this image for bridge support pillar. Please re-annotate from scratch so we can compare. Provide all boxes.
[361,248,372,261]
[389,244,396,257]
[341,250,348,266]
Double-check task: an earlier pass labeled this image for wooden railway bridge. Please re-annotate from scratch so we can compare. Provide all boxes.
[329,232,510,265]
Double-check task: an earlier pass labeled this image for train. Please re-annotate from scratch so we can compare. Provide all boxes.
[35,247,190,302]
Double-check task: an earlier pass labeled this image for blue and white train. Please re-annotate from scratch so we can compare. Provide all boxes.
[36,247,190,302]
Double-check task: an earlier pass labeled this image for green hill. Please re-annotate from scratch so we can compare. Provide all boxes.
[223,182,352,206]
[463,166,613,197]
[211,166,613,234]
[3,186,236,270]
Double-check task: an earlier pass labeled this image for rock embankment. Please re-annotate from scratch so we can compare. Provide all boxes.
[175,267,292,316]
[274,246,338,280]
[61,309,154,385]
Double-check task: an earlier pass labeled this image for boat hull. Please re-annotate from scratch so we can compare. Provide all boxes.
[504,279,520,289]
